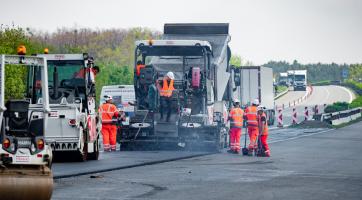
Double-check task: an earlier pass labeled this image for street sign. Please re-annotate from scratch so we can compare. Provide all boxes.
[342,68,349,79]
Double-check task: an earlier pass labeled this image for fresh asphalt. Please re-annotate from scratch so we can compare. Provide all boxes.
[52,121,362,200]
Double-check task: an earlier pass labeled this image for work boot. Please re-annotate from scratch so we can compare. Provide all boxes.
[247,149,253,156]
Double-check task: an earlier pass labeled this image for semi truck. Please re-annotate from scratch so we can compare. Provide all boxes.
[232,66,275,125]
[288,70,307,91]
[34,53,100,161]
[120,23,234,151]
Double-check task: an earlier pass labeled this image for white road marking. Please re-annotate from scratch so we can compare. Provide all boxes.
[269,129,334,144]
[336,85,355,103]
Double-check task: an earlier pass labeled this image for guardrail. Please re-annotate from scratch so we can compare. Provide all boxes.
[317,107,362,126]
[274,88,289,100]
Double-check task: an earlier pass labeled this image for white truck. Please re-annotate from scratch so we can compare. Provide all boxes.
[278,72,289,86]
[34,53,100,161]
[232,66,275,125]
[288,70,307,91]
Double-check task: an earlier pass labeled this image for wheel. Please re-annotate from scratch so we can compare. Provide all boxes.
[78,126,88,162]
[87,136,99,160]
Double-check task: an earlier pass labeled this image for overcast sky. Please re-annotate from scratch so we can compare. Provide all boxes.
[1,0,361,65]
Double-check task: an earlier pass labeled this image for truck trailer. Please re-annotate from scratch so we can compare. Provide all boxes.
[232,66,275,125]
[120,23,234,151]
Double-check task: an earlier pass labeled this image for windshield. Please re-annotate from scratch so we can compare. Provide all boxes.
[47,60,85,88]
[294,75,305,81]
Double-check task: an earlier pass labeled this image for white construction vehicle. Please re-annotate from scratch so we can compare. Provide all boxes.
[0,53,53,200]
[34,53,100,161]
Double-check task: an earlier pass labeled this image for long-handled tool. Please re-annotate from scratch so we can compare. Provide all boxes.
[242,129,248,155]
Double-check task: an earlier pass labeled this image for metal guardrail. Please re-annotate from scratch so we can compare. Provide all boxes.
[319,107,362,125]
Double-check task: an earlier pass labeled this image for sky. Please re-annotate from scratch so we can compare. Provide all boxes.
[1,0,361,65]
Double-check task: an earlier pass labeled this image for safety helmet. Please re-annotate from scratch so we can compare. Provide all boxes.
[104,95,113,101]
[166,71,175,80]
[234,98,240,104]
[257,105,266,111]
[253,99,260,105]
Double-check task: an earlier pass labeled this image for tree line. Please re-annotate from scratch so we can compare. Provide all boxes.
[1,26,361,101]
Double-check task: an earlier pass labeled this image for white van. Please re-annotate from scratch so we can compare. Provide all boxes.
[100,85,135,125]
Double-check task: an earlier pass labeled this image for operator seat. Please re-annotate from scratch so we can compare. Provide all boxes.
[4,100,30,136]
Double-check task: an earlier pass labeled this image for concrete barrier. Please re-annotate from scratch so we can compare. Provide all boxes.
[320,107,362,126]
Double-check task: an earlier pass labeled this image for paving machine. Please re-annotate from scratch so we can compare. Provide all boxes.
[0,54,53,200]
[34,53,100,161]
[121,23,234,151]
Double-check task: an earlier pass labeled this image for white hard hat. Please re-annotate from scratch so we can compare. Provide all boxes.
[257,105,266,111]
[253,99,260,105]
[234,98,240,103]
[104,95,112,101]
[166,71,175,80]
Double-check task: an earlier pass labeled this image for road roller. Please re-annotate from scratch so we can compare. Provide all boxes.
[0,53,53,200]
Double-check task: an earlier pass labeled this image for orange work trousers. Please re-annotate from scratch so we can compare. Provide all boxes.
[101,124,117,151]
[229,128,241,152]
[247,126,259,150]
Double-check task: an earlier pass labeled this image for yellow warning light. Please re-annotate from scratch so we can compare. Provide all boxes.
[44,48,49,54]
[17,45,26,55]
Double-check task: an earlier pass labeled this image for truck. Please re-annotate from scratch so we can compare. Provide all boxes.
[278,72,289,86]
[120,23,234,151]
[232,66,275,125]
[288,70,307,91]
[34,53,100,161]
[100,85,135,136]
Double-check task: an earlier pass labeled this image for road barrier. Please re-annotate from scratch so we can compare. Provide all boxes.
[304,106,309,121]
[319,107,362,126]
[277,108,283,127]
[292,107,297,124]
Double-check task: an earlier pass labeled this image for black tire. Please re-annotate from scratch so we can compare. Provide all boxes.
[87,136,99,160]
[78,127,88,162]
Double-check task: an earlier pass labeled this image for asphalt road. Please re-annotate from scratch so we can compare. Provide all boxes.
[275,85,355,126]
[52,121,362,200]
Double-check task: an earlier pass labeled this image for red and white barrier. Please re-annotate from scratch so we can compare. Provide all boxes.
[304,106,309,121]
[292,107,297,124]
[277,108,283,127]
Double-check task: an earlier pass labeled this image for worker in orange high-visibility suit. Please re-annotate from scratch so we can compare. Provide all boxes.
[257,106,270,157]
[98,95,119,151]
[136,60,145,77]
[157,71,175,122]
[244,99,260,156]
[227,99,244,154]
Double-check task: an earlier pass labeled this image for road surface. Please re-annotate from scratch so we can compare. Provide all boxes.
[52,121,362,200]
[275,85,355,126]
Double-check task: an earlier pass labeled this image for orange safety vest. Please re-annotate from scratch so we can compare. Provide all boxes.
[159,78,175,97]
[229,107,244,128]
[258,112,268,135]
[136,64,145,76]
[98,103,118,124]
[245,105,258,127]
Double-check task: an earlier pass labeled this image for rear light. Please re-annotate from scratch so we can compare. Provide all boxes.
[37,154,43,158]
[68,119,76,126]
[37,139,44,150]
[3,138,10,149]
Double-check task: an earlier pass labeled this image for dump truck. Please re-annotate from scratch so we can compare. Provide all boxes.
[232,66,275,125]
[120,23,234,151]
[34,53,100,161]
[0,54,53,200]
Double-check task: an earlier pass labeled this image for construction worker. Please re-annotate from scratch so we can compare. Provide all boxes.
[136,60,145,77]
[74,66,100,84]
[98,95,119,151]
[157,71,175,122]
[244,99,259,156]
[227,99,244,154]
[257,106,270,157]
